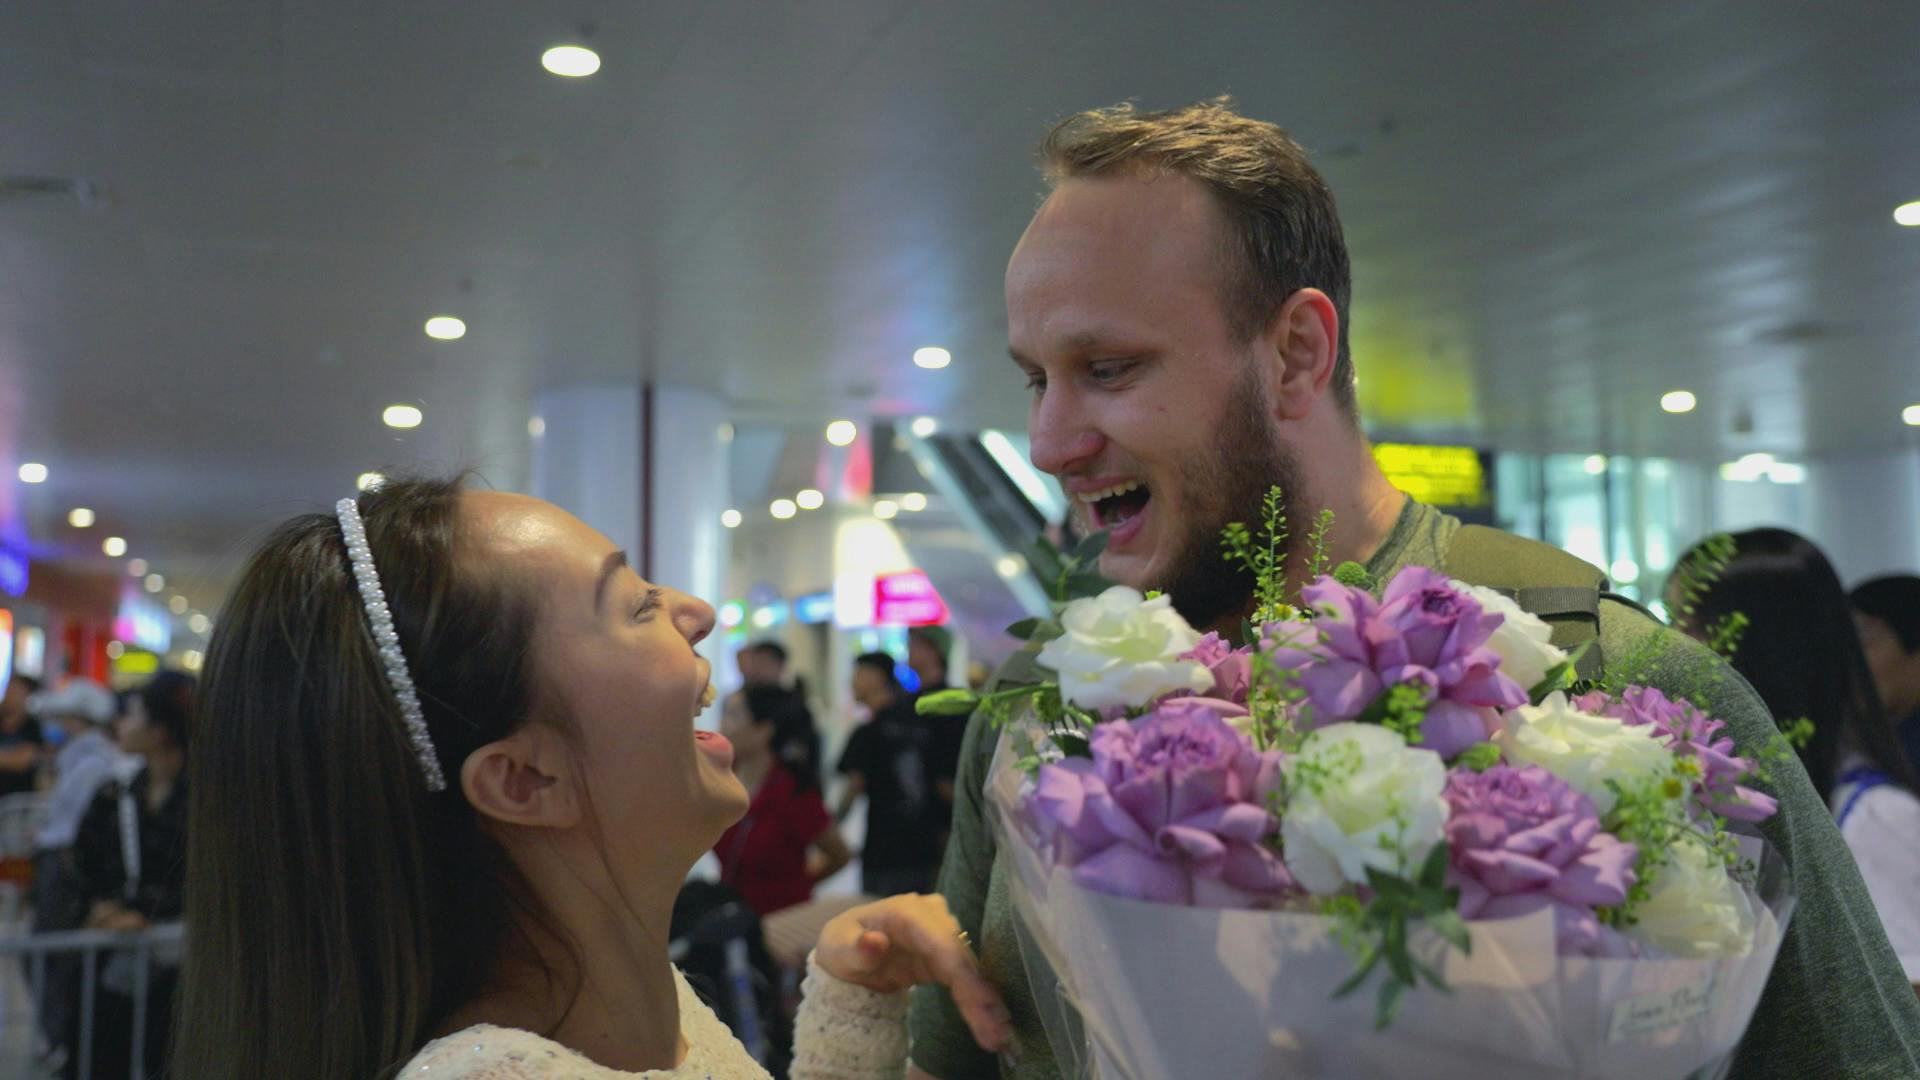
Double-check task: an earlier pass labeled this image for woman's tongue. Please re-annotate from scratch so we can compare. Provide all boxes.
[1099,487,1151,529]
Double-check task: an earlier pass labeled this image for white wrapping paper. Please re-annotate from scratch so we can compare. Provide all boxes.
[987,726,1796,1080]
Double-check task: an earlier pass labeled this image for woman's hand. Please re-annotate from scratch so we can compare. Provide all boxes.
[815,893,1012,1053]
[86,900,149,933]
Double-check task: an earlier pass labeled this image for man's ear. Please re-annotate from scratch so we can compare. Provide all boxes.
[1260,287,1340,421]
[460,725,581,830]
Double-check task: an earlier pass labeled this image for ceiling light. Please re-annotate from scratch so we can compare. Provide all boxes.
[356,472,386,492]
[718,422,734,443]
[910,416,937,438]
[103,536,128,558]
[68,508,95,528]
[17,463,47,484]
[1904,404,1920,427]
[168,595,189,615]
[996,554,1027,580]
[180,649,204,672]
[1895,201,1920,227]
[900,492,928,512]
[1768,462,1807,484]
[873,500,899,520]
[1582,455,1607,476]
[913,347,952,370]
[187,613,211,635]
[145,573,165,593]
[127,558,148,577]
[528,416,546,438]
[1609,558,1641,585]
[770,498,798,520]
[423,316,466,341]
[383,404,423,429]
[106,641,124,660]
[1660,390,1697,415]
[720,509,743,529]
[825,420,858,447]
[541,45,601,77]
[796,488,825,510]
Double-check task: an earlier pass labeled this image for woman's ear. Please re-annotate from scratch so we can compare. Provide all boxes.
[460,725,581,830]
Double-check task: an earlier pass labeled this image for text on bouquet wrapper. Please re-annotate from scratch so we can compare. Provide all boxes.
[1607,977,1717,1042]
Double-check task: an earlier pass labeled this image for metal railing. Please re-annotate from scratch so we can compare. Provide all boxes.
[0,922,183,1080]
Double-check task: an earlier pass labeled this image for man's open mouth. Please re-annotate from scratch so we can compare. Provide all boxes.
[1080,479,1152,531]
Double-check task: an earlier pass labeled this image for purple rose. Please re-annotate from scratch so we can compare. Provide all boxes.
[1265,566,1529,758]
[1443,765,1640,957]
[1025,706,1296,907]
[1181,632,1254,704]
[1574,686,1778,823]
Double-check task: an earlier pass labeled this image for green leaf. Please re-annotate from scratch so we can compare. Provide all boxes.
[1330,946,1381,999]
[1382,918,1415,986]
[1332,561,1372,589]
[1071,530,1110,565]
[915,689,981,717]
[1364,868,1416,904]
[1006,617,1043,641]
[1427,909,1471,955]
[1455,742,1502,772]
[1527,641,1593,704]
[1418,841,1451,890]
[1374,974,1408,1030]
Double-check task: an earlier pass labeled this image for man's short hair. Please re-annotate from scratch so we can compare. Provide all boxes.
[744,640,789,665]
[1852,575,1920,653]
[853,651,901,687]
[1039,97,1356,419]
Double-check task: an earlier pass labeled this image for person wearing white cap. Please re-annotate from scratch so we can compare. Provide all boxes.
[26,676,127,1069]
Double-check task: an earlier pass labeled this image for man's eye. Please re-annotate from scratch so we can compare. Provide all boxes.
[1089,361,1135,384]
[1023,372,1047,393]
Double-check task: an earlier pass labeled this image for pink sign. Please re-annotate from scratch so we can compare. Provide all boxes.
[873,570,950,627]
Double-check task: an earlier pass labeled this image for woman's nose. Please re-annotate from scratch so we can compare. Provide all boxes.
[673,591,717,646]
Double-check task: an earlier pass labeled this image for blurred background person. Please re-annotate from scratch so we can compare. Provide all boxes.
[1851,575,1920,774]
[738,639,794,690]
[907,627,952,694]
[911,627,970,849]
[25,678,123,1070]
[0,673,44,799]
[1681,529,1920,991]
[714,685,850,917]
[835,652,941,896]
[65,669,194,1079]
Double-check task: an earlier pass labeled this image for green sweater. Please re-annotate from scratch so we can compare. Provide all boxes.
[908,501,1920,1079]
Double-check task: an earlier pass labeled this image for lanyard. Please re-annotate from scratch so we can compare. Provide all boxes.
[1836,766,1891,832]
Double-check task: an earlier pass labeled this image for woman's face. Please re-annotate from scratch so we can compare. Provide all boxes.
[464,493,747,865]
[116,696,162,756]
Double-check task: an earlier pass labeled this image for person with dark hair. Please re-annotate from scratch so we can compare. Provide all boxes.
[1851,575,1920,773]
[173,477,1008,1080]
[836,652,941,896]
[910,96,1920,1079]
[910,628,969,844]
[713,685,850,917]
[0,672,44,798]
[1680,531,1920,992]
[65,669,195,1078]
[737,640,791,689]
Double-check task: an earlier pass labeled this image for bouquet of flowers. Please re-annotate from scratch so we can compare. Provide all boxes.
[921,503,1797,1079]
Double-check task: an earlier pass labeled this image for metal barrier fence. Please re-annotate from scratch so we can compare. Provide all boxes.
[0,922,183,1080]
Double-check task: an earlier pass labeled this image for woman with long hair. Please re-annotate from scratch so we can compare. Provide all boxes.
[173,477,1009,1079]
[1677,527,1920,989]
[714,685,850,917]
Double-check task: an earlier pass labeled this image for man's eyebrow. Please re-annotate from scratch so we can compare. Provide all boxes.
[595,550,629,611]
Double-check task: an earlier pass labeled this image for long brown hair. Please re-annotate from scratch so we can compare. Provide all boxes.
[173,476,567,1079]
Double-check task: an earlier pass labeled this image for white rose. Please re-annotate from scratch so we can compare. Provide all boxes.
[1281,722,1448,895]
[1623,832,1757,958]
[1035,586,1213,712]
[1495,692,1674,815]
[1450,580,1569,691]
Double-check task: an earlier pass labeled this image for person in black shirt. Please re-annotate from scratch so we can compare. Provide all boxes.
[0,673,43,799]
[1852,575,1920,775]
[68,670,192,1080]
[909,627,969,838]
[834,652,940,896]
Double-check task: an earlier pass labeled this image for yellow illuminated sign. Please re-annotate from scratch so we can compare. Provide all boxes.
[1374,443,1490,508]
[112,650,161,676]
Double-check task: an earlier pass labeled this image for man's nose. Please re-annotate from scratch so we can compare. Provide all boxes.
[1028,389,1105,476]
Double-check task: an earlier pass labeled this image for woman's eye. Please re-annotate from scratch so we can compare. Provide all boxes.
[1023,372,1047,394]
[631,588,663,622]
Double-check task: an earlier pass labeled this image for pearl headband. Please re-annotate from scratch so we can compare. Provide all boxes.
[335,498,448,792]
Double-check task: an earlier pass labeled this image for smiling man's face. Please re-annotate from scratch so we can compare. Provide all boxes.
[1007,171,1301,626]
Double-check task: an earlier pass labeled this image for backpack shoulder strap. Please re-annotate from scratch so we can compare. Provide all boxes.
[1442,525,1609,680]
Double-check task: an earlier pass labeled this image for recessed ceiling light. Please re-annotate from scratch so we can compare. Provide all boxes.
[873,499,899,520]
[168,594,189,615]
[720,509,743,529]
[103,536,128,558]
[17,463,47,484]
[1904,404,1920,426]
[180,649,204,672]
[1609,558,1641,585]
[1894,201,1920,227]
[188,613,212,635]
[423,315,466,340]
[910,416,937,438]
[796,488,825,510]
[825,420,858,446]
[770,498,798,520]
[541,45,601,77]
[913,346,952,370]
[383,404,423,429]
[1660,390,1697,415]
[900,492,928,512]
[145,573,166,593]
[718,422,735,443]
[357,472,386,492]
[528,416,546,438]
[1582,455,1607,476]
[106,641,124,660]
[128,558,149,577]
[996,554,1027,579]
[68,508,95,528]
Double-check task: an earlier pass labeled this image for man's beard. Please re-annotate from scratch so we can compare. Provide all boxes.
[1158,371,1305,631]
